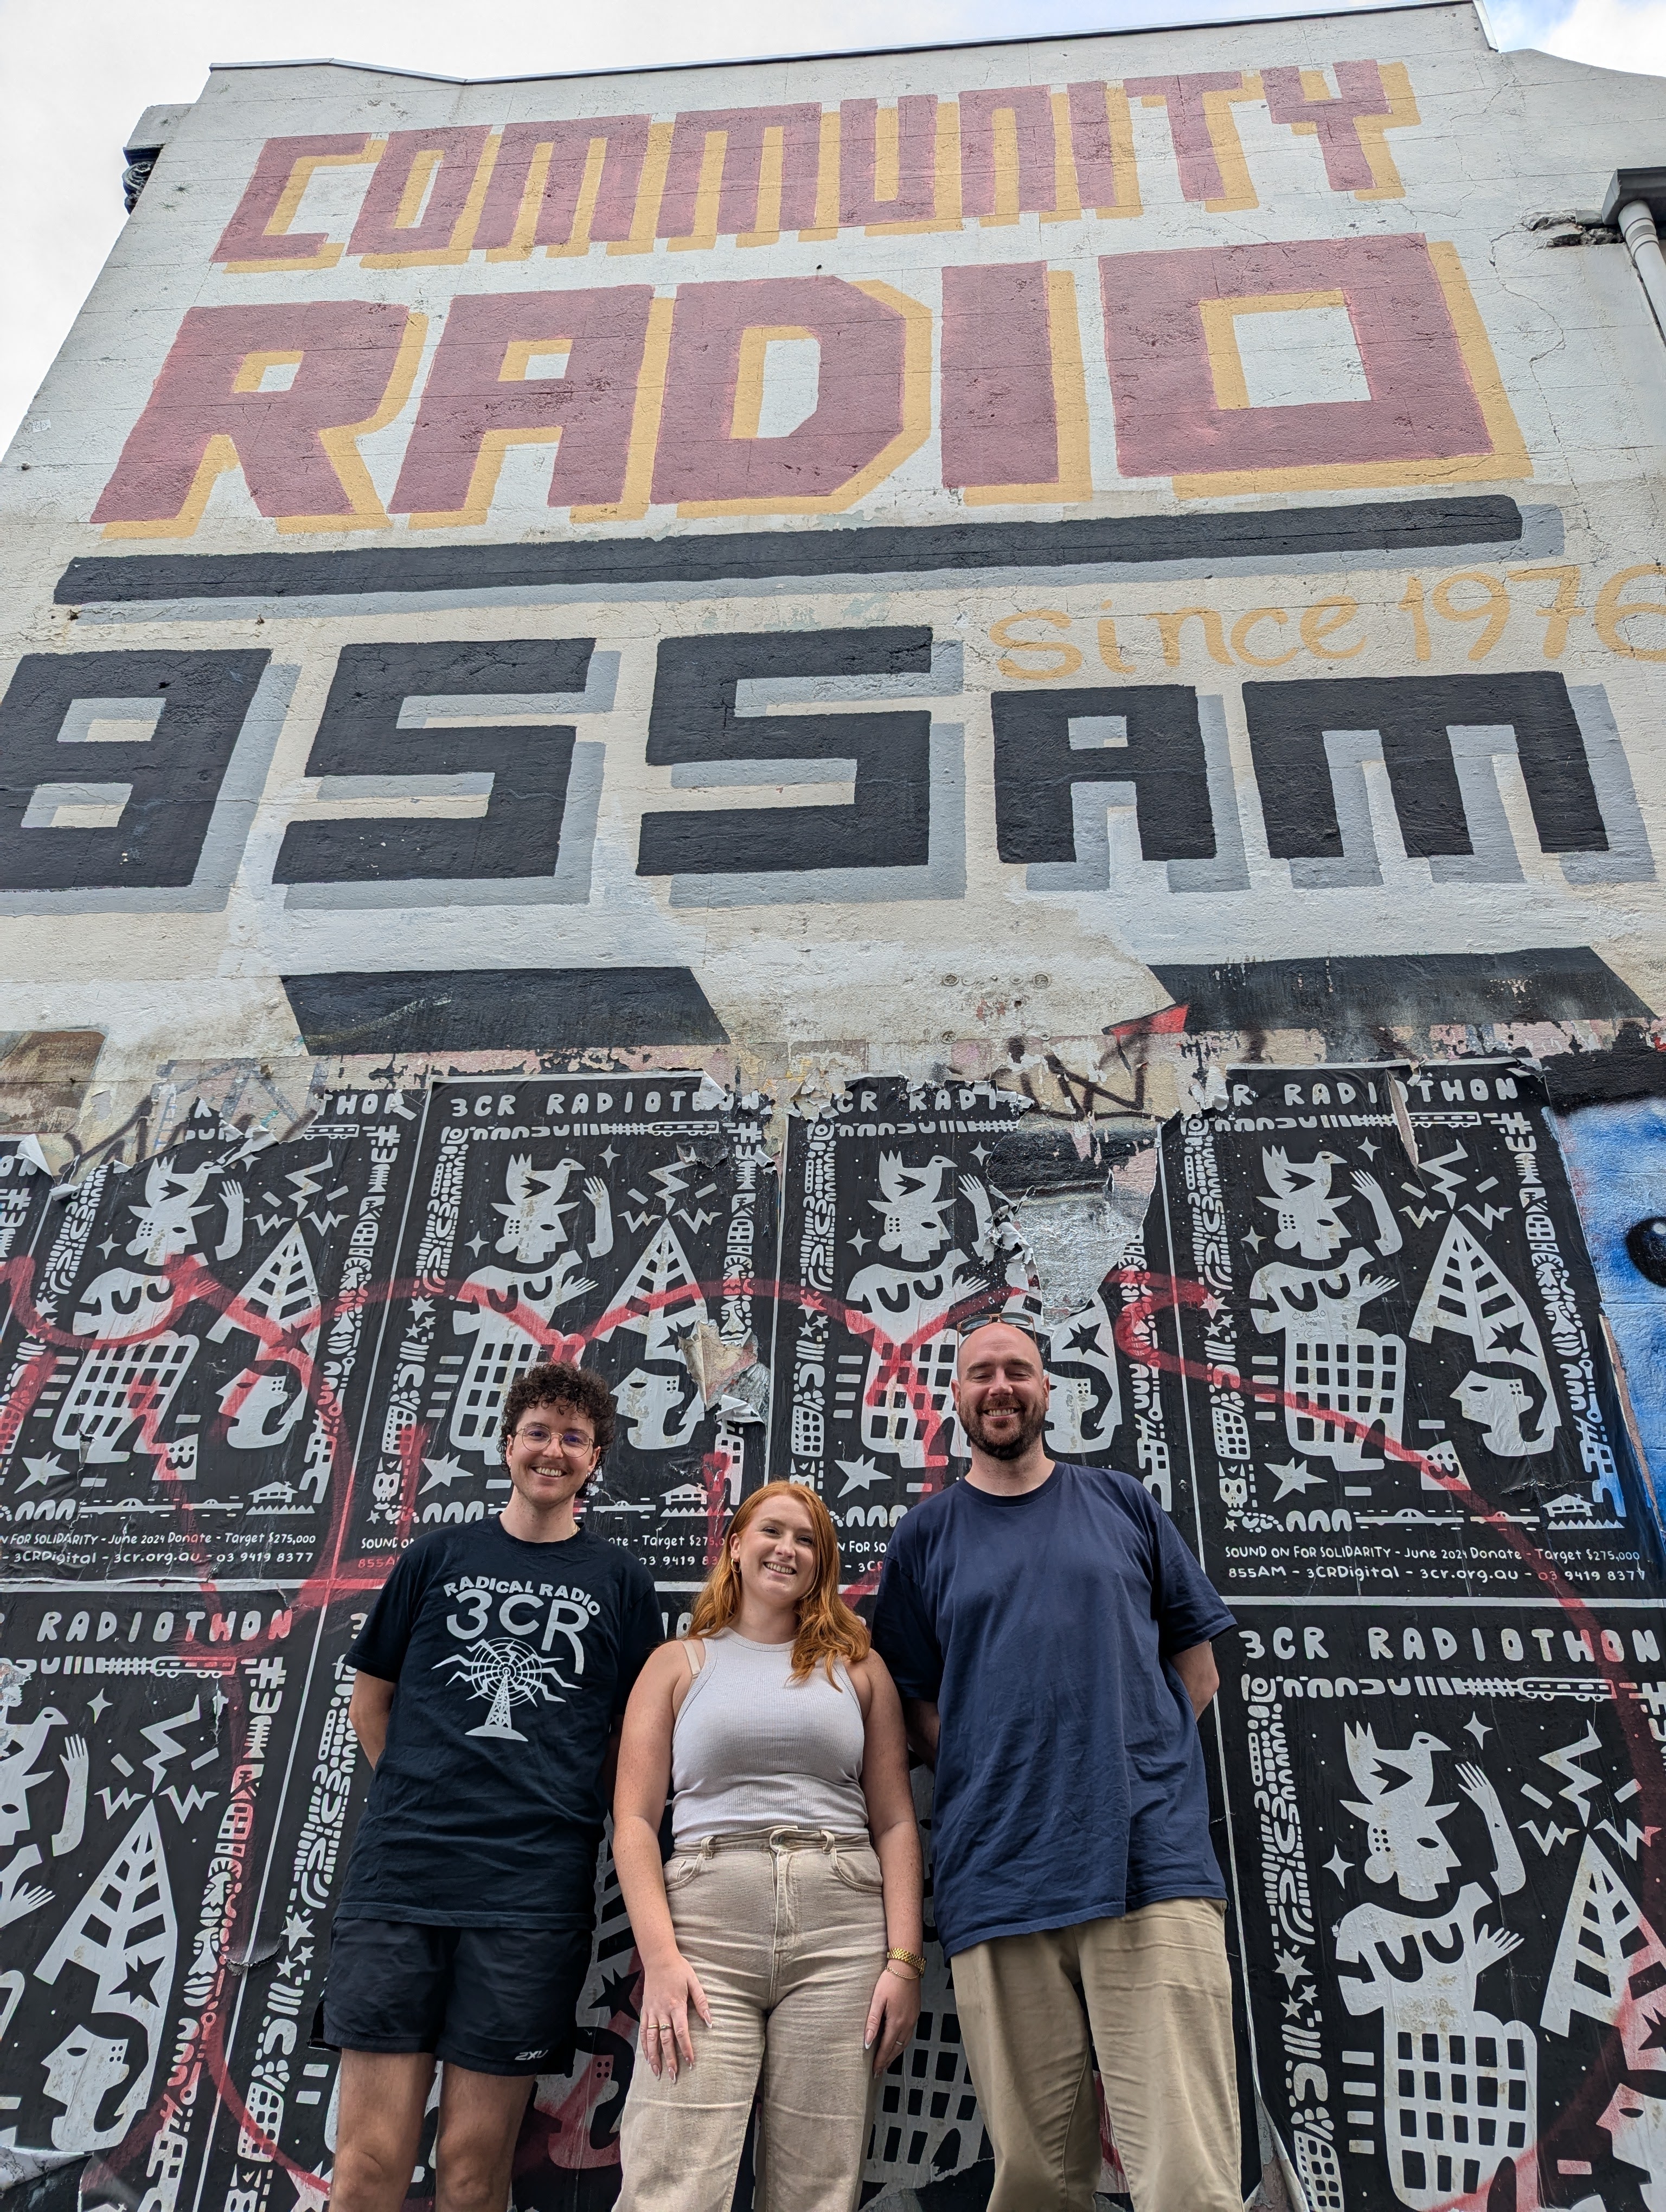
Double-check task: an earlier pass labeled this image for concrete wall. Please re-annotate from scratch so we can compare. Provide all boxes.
[2,8,1665,2207]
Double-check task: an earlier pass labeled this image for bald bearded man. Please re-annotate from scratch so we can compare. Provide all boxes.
[872,1319,1240,2212]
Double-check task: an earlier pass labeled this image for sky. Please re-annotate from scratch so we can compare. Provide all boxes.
[1,0,1664,455]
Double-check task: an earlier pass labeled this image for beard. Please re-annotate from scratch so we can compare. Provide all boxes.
[960,1394,1049,1461]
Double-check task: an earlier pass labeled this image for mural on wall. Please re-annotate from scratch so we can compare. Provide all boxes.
[1167,1061,1656,1591]
[348,1075,773,1587]
[2,2,1666,2206]
[0,6,1661,1060]
[0,1099,418,1584]
[1,1058,1659,2208]
[773,1076,1173,1581]
[1161,1065,1666,2212]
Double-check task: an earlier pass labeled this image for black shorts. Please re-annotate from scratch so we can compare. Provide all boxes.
[317,1918,593,2077]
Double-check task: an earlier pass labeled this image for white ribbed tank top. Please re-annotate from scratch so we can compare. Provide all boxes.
[670,1629,869,1847]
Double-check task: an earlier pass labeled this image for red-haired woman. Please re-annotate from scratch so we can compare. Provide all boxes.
[612,1480,924,2212]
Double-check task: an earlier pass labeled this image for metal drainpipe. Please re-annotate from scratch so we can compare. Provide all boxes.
[1617,199,1666,347]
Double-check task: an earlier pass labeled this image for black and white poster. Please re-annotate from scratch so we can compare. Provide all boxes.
[1,1059,1663,2212]
[0,1099,420,1584]
[773,1077,1187,1583]
[350,1077,774,1591]
[1222,1598,1666,2212]
[0,1142,52,1311]
[183,1603,703,2212]
[1163,1063,1653,1604]
[0,1585,299,2192]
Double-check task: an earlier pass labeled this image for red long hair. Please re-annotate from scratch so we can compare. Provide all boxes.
[688,1481,870,1682]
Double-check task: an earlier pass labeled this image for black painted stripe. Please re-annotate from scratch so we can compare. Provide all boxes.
[280,967,728,1053]
[57,497,1524,605]
[1153,947,1653,1036]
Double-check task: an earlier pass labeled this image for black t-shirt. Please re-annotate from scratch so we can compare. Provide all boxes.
[339,1520,662,1928]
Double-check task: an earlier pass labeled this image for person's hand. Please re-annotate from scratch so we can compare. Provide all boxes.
[637,1952,712,2080]
[864,1963,921,2076]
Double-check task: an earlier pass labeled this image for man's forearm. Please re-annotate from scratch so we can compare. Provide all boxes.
[901,1697,940,1769]
[1171,1641,1220,1719]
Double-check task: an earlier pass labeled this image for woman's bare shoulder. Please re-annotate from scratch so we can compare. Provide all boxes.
[638,1638,696,1688]
[847,1644,896,1709]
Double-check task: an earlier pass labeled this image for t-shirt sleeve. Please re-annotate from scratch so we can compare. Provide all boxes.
[1149,1506,1236,1655]
[872,1538,943,1703]
[612,1562,664,1719]
[345,1546,427,1682]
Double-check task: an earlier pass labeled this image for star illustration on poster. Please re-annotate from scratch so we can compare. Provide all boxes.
[208,1221,322,1453]
[594,1216,708,1454]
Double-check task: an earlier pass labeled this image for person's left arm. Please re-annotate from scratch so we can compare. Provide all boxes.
[1169,1641,1220,1719]
[607,1565,665,1809]
[854,1651,925,2074]
[1147,1496,1235,1725]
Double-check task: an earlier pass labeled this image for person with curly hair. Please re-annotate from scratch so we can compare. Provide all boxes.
[319,1362,661,2212]
[612,1480,924,2212]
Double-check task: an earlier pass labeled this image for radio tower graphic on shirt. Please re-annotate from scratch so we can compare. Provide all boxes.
[435,1639,571,1741]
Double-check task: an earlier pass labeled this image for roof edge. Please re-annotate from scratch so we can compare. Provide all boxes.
[205,0,1473,91]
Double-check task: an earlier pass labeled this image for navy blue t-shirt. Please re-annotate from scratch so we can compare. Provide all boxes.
[339,1519,661,1928]
[872,1463,1235,1958]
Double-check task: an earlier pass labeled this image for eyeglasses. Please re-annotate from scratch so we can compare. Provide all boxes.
[512,1425,596,1453]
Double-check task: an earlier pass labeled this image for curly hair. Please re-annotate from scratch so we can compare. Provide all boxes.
[689,1481,869,1682]
[500,1362,617,1455]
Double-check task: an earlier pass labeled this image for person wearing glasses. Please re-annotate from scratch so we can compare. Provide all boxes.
[611,1480,924,2212]
[320,1362,661,2212]
[873,1320,1239,2212]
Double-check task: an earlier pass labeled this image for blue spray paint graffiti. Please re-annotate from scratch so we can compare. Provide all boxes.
[1558,1094,1666,1535]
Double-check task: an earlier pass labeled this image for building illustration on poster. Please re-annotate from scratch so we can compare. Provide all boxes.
[2,1,1665,2207]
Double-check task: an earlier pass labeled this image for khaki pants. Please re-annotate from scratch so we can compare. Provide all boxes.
[950,1898,1241,2212]
[616,1828,887,2212]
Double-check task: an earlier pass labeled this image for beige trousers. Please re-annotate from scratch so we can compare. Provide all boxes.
[949,1898,1241,2212]
[615,1828,887,2212]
